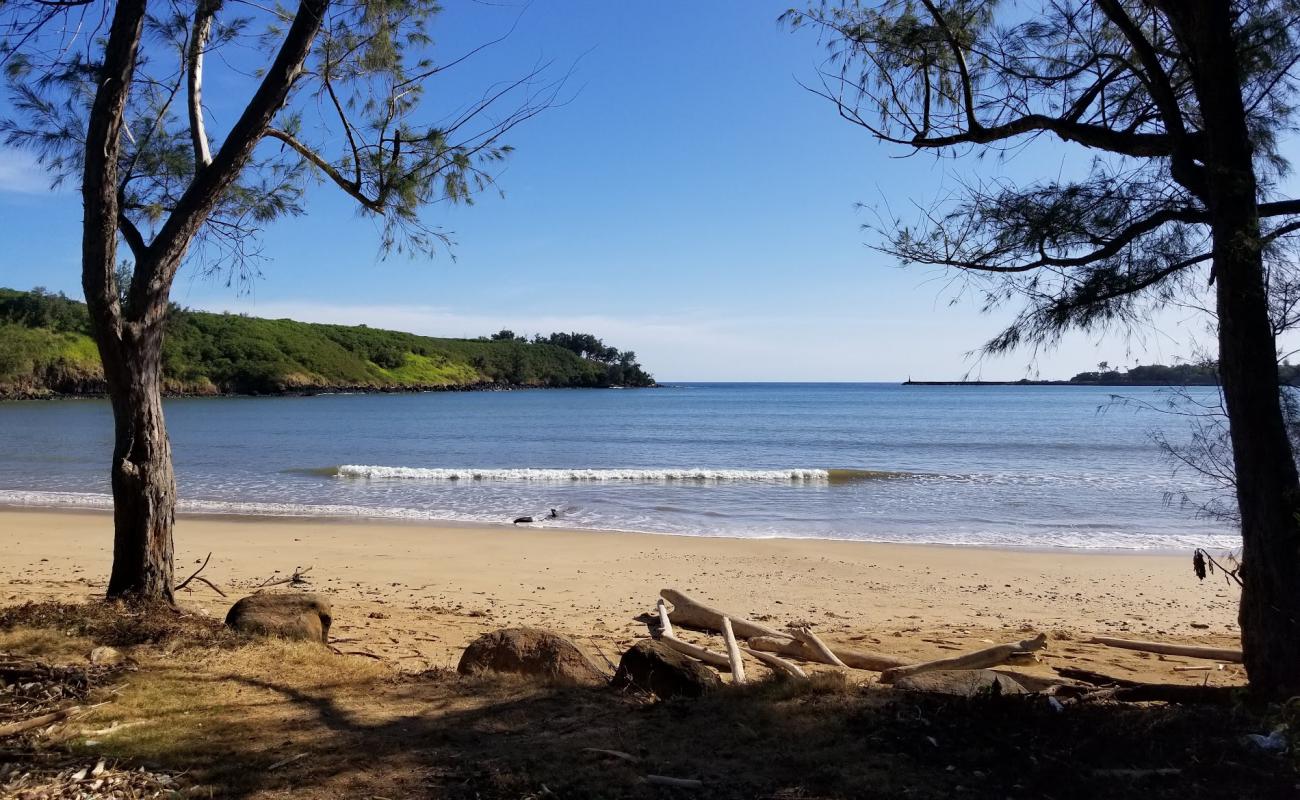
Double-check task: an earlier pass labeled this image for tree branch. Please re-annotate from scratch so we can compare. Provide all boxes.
[136,0,329,322]
[80,0,147,337]
[265,127,376,210]
[187,0,222,170]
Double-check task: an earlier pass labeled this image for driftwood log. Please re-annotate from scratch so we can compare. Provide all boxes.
[656,598,733,670]
[788,626,848,668]
[660,589,790,640]
[740,646,807,679]
[879,633,1048,684]
[748,636,908,671]
[1087,636,1243,663]
[721,617,746,684]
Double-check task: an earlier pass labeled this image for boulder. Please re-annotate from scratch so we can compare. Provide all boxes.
[613,639,722,699]
[892,669,1028,697]
[224,593,332,643]
[456,627,605,685]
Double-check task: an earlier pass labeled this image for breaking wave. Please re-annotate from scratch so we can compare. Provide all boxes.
[332,465,911,484]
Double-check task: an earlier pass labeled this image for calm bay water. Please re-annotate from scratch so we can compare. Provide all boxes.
[0,383,1238,550]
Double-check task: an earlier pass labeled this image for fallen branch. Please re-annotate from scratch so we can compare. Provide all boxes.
[174,552,226,597]
[788,625,848,668]
[267,752,308,771]
[257,565,313,589]
[657,634,732,670]
[660,589,789,640]
[0,706,81,738]
[879,633,1048,684]
[1087,636,1242,663]
[1053,667,1142,688]
[645,775,703,789]
[748,636,908,671]
[583,748,637,762]
[740,646,806,679]
[721,617,746,684]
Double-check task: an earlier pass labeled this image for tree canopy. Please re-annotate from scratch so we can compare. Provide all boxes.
[784,0,1300,353]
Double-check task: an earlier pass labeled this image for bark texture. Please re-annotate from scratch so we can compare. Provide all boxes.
[1166,0,1300,697]
[79,0,330,601]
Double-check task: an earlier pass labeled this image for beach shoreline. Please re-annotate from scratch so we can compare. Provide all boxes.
[2,508,1244,686]
[0,500,1234,556]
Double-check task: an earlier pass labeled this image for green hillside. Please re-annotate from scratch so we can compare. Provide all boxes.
[0,288,654,397]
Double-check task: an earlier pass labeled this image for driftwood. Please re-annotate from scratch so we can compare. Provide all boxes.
[1087,636,1243,663]
[645,775,703,789]
[583,748,638,762]
[721,617,746,684]
[0,706,81,738]
[174,552,227,597]
[654,597,736,670]
[656,599,675,639]
[257,565,313,589]
[740,646,807,679]
[879,633,1048,684]
[788,626,848,668]
[748,636,908,671]
[660,589,789,640]
[658,635,732,669]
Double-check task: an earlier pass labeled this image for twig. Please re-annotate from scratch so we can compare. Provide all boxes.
[257,565,313,589]
[174,552,226,596]
[267,752,308,771]
[583,748,637,762]
[644,775,703,789]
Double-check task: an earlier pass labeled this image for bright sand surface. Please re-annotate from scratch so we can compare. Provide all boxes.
[2,509,1245,684]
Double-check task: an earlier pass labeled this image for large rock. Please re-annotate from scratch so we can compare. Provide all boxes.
[613,639,722,699]
[224,593,332,643]
[456,627,605,685]
[892,669,1028,697]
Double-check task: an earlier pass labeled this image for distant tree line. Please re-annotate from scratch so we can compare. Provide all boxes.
[1070,360,1300,386]
[0,288,655,394]
[487,329,654,387]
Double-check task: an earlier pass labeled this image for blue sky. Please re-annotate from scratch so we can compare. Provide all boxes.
[0,0,1245,380]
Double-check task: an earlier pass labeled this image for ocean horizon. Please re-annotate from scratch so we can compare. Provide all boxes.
[0,382,1238,552]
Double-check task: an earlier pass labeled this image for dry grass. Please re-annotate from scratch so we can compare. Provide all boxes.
[2,603,1295,799]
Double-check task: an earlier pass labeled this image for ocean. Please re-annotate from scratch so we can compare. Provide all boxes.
[0,383,1238,551]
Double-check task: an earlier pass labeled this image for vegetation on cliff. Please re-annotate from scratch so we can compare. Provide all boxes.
[0,288,654,396]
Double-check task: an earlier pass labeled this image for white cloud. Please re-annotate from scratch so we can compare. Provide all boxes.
[0,148,49,195]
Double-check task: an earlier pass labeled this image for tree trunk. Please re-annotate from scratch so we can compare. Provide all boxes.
[1174,0,1300,698]
[103,323,176,602]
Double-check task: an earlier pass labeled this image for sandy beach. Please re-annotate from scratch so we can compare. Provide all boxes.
[2,508,1244,685]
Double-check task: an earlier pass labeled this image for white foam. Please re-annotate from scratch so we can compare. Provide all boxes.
[335,465,832,483]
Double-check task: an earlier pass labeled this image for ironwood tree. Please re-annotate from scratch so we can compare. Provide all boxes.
[1,0,558,601]
[786,0,1300,697]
